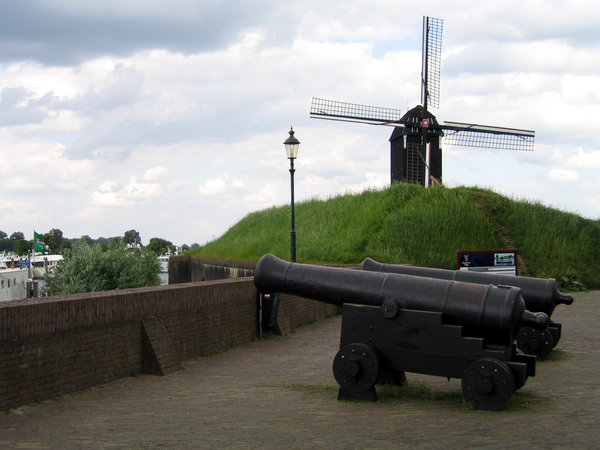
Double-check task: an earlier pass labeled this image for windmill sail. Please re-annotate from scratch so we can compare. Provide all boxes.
[310,97,535,151]
[310,97,405,126]
[443,122,535,151]
[422,16,443,110]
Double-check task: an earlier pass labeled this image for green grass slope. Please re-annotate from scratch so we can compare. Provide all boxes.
[187,183,600,289]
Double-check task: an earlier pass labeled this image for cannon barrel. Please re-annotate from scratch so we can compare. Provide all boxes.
[254,254,548,346]
[360,258,573,317]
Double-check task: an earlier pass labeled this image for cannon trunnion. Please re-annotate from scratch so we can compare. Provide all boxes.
[254,254,547,411]
[360,258,573,360]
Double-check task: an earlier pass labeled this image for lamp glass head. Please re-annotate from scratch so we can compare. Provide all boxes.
[284,127,300,159]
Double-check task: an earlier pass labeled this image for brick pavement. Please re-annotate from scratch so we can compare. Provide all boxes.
[0,291,598,449]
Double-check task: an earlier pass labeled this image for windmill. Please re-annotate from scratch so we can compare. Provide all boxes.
[310,16,535,187]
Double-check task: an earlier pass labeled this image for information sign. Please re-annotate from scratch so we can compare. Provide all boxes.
[457,250,518,276]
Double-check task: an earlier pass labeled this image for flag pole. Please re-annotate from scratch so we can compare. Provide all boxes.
[31,230,35,279]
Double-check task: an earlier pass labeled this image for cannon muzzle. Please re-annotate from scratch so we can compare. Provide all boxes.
[254,254,548,346]
[360,258,573,316]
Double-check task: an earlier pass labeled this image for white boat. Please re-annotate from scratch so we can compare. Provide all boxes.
[0,267,29,302]
[30,254,63,279]
[157,254,169,286]
[157,255,169,271]
[0,252,21,269]
[0,252,63,301]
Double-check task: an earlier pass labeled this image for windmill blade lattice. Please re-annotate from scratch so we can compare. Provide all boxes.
[442,122,535,151]
[422,17,443,109]
[310,97,405,126]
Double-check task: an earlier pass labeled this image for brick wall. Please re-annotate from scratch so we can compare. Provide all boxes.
[168,256,256,283]
[0,277,338,412]
[275,293,340,335]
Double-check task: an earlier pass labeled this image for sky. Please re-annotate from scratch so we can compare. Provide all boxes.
[1,0,600,247]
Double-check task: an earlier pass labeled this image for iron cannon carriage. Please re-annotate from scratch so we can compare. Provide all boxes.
[360,258,573,360]
[254,254,549,411]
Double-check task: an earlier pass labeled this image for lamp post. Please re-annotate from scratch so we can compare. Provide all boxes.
[284,127,300,262]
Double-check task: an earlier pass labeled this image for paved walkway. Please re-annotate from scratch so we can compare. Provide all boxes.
[1,291,599,449]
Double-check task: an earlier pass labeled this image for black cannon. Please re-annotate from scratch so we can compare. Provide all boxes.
[360,258,573,360]
[254,254,549,411]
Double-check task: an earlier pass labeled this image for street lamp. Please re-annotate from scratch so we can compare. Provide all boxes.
[284,127,300,262]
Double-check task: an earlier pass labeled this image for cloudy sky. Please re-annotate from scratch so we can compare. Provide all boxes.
[1,0,600,247]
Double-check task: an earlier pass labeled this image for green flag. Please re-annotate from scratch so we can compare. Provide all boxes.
[34,231,47,254]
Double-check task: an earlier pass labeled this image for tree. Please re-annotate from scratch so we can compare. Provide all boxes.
[10,231,25,241]
[123,229,141,246]
[0,231,13,252]
[146,237,176,256]
[79,235,93,246]
[43,241,161,296]
[49,228,63,250]
[42,232,56,253]
[0,240,14,252]
[61,240,72,252]
[16,240,32,255]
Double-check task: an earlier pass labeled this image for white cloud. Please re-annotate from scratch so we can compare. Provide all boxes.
[121,177,162,200]
[565,148,600,170]
[232,179,246,189]
[583,196,600,216]
[198,174,230,196]
[547,169,580,183]
[98,180,117,193]
[245,184,277,205]
[90,190,122,207]
[91,177,162,206]
[167,179,194,192]
[143,166,170,182]
[0,134,96,194]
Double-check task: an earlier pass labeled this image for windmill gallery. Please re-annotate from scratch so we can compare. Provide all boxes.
[310,16,535,187]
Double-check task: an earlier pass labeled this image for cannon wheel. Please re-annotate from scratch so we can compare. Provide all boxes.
[333,343,380,395]
[462,358,515,411]
[516,327,555,360]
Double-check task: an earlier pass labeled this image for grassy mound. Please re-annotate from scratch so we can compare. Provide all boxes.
[187,183,600,289]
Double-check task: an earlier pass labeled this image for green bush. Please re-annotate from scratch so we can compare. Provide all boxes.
[43,240,161,296]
